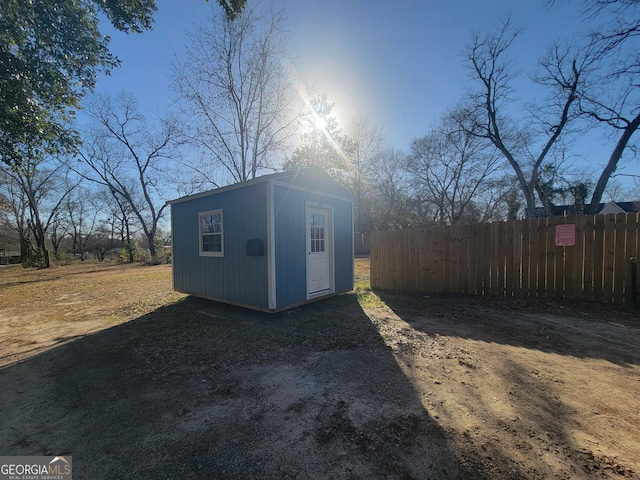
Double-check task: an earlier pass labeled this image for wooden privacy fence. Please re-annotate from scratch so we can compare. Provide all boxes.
[370,213,640,305]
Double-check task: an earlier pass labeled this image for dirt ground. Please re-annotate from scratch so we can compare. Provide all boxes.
[0,258,639,479]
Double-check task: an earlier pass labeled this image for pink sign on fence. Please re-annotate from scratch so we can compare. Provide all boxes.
[555,224,576,247]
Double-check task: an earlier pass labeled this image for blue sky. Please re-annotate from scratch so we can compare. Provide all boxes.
[92,0,639,188]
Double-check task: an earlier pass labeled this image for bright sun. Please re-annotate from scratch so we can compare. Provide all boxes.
[313,115,327,131]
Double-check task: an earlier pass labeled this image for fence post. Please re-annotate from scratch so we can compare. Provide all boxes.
[631,257,638,307]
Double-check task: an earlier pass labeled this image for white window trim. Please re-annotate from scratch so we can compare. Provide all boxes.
[199,209,224,257]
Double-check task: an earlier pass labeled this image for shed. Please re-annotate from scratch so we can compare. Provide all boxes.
[168,168,354,312]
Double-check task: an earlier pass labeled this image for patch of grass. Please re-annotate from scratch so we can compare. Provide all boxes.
[354,258,371,289]
[0,261,185,367]
[353,258,388,311]
[356,291,386,310]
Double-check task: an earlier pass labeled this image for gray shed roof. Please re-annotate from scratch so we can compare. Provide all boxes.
[168,168,353,205]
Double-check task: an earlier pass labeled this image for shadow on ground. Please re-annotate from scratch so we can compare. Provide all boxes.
[375,290,640,367]
[0,294,504,479]
[370,289,640,478]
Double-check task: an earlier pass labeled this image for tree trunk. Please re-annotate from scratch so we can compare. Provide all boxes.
[124,222,134,263]
[42,245,50,268]
[586,112,640,214]
[19,234,30,264]
[148,232,156,259]
[51,238,60,260]
[33,222,50,268]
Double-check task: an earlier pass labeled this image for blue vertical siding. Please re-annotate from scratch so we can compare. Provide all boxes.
[273,185,307,307]
[171,182,269,308]
[333,199,355,293]
[170,169,353,311]
[273,184,354,308]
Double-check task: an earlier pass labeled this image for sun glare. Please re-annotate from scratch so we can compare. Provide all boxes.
[313,115,327,131]
[296,86,352,168]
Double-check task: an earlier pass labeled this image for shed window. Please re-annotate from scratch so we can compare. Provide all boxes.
[199,210,224,257]
[310,212,325,253]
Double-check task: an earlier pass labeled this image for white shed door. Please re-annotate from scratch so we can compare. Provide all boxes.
[307,206,332,296]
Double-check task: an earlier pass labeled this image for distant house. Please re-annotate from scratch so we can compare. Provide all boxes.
[168,168,354,312]
[0,250,21,265]
[598,201,639,215]
[532,201,640,218]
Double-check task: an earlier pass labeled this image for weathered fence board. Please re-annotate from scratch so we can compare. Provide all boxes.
[370,213,640,305]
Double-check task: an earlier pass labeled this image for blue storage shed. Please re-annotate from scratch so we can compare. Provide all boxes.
[168,168,354,312]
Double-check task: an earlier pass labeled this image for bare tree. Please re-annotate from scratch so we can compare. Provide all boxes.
[371,147,412,229]
[603,177,637,202]
[341,115,385,233]
[0,188,18,254]
[77,92,179,260]
[93,187,139,262]
[0,157,75,267]
[49,210,69,260]
[173,4,297,185]
[0,170,30,262]
[568,0,640,211]
[87,227,116,262]
[408,109,505,225]
[460,19,592,217]
[65,185,102,261]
